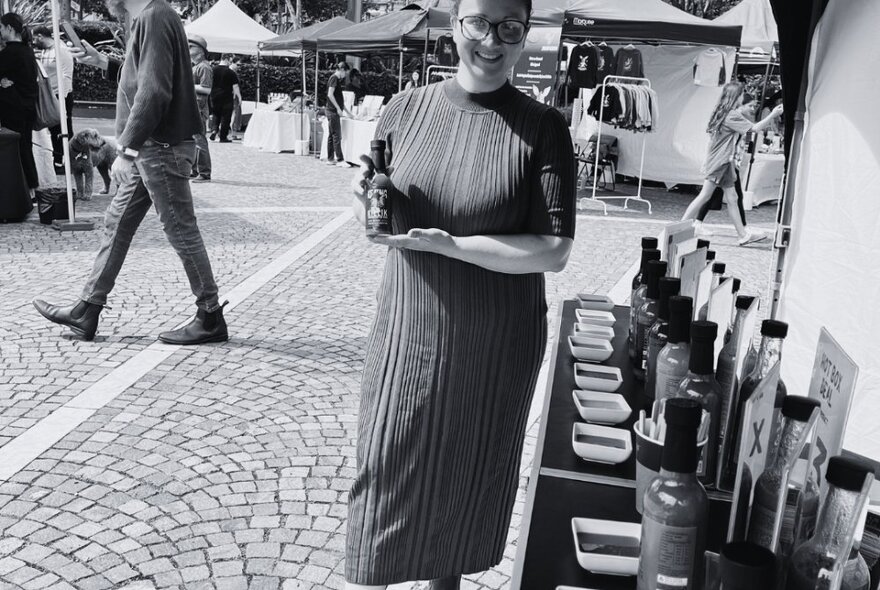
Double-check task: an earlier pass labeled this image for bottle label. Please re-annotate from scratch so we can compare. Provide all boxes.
[366,188,391,234]
[656,360,687,402]
[638,517,698,590]
[637,320,651,370]
[746,499,777,550]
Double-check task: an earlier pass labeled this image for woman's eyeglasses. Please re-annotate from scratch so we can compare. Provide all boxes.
[458,15,528,45]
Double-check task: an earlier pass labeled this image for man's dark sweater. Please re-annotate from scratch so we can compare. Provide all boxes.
[115,0,201,150]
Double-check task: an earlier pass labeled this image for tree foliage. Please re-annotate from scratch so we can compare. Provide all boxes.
[662,0,742,19]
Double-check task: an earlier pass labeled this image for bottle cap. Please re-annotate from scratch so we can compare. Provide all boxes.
[781,396,821,422]
[657,278,681,321]
[370,139,387,151]
[664,398,702,429]
[690,320,718,342]
[707,250,716,261]
[669,295,693,315]
[826,455,874,492]
[719,542,777,588]
[667,296,693,343]
[760,320,789,338]
[713,262,726,274]
[645,260,668,299]
[641,237,659,249]
[735,295,755,310]
[732,278,742,293]
[697,239,710,250]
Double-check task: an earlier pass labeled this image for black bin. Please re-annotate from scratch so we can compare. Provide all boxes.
[36,186,75,225]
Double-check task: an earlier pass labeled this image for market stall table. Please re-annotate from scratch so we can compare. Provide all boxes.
[0,128,32,222]
[243,108,311,153]
[340,117,377,165]
[742,152,784,208]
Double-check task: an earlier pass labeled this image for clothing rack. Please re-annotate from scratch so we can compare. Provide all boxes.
[589,75,653,215]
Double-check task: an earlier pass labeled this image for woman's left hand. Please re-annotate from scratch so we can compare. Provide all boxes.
[371,228,454,254]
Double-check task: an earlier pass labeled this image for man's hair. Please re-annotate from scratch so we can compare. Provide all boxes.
[450,0,532,21]
[336,61,350,71]
[31,24,52,37]
[221,53,234,62]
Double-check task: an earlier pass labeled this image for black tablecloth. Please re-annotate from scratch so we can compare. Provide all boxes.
[0,128,32,222]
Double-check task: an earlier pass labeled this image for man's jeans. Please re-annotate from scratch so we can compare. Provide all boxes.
[325,108,344,162]
[81,140,221,312]
[193,104,212,177]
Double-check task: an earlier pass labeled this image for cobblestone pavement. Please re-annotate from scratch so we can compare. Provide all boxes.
[0,137,780,590]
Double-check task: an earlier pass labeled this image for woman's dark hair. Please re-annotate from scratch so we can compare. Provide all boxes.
[450,0,533,22]
[0,13,32,44]
[31,24,52,37]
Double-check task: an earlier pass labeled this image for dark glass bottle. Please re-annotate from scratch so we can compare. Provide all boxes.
[697,262,726,321]
[365,140,393,237]
[675,320,721,485]
[718,320,789,492]
[635,260,668,381]
[707,250,717,262]
[697,239,710,251]
[638,399,708,590]
[747,396,821,552]
[786,456,874,590]
[718,542,776,590]
[632,237,660,289]
[723,278,742,344]
[645,277,681,401]
[655,296,693,402]
[630,248,662,362]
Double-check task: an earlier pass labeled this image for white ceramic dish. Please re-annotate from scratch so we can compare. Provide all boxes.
[568,335,614,363]
[571,517,641,576]
[574,309,616,327]
[576,293,615,312]
[573,323,616,341]
[572,390,631,425]
[573,363,623,392]
[571,422,632,464]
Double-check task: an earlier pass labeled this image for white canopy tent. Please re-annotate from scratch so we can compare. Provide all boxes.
[185,0,290,56]
[776,0,880,460]
[714,0,778,54]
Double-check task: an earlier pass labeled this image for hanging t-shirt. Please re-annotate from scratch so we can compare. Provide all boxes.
[435,35,459,67]
[587,86,622,122]
[595,45,616,84]
[568,44,598,89]
[693,48,727,87]
[615,47,644,78]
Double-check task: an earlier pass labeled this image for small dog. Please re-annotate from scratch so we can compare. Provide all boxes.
[69,129,116,200]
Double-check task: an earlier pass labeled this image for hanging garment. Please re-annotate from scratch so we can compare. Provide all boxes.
[568,44,599,89]
[435,35,459,67]
[595,45,616,84]
[587,82,659,132]
[615,47,644,78]
[693,48,727,87]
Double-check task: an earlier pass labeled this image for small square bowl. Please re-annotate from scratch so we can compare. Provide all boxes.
[571,517,641,576]
[573,323,616,341]
[574,363,623,392]
[571,422,632,464]
[575,309,616,327]
[568,335,614,363]
[572,390,631,425]
[577,293,615,312]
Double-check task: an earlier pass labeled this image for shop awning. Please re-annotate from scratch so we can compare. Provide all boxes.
[317,8,433,53]
[185,0,288,55]
[714,0,778,53]
[259,16,355,52]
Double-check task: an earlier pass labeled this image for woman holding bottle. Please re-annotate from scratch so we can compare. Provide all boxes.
[346,0,576,588]
[681,81,783,246]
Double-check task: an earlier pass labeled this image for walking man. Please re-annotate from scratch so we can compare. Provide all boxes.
[189,33,212,182]
[325,61,354,167]
[33,0,228,345]
[32,25,74,170]
[209,54,240,143]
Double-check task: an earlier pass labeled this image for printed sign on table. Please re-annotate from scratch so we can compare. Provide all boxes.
[510,27,562,105]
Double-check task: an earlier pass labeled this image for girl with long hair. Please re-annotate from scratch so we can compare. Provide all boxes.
[682,80,783,246]
[0,12,39,190]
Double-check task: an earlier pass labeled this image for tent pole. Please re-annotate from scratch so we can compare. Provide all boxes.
[301,48,307,150]
[746,55,775,190]
[315,50,320,157]
[256,48,262,105]
[422,28,429,82]
[398,45,404,93]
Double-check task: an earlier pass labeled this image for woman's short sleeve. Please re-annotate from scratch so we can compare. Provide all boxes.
[528,107,577,238]
[373,93,407,165]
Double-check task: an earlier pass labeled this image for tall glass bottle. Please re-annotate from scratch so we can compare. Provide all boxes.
[697,262,726,321]
[655,296,693,402]
[635,260,668,381]
[718,542,776,590]
[706,250,717,262]
[632,237,659,289]
[638,399,708,590]
[747,395,821,552]
[723,278,742,344]
[630,248,662,362]
[786,456,874,590]
[675,320,721,486]
[365,140,393,237]
[718,320,789,492]
[645,277,681,401]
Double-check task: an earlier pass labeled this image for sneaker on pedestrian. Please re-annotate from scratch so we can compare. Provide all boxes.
[325,159,337,166]
[192,175,211,183]
[737,230,767,246]
[336,161,352,168]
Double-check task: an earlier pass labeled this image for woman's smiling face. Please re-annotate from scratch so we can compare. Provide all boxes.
[452,0,530,92]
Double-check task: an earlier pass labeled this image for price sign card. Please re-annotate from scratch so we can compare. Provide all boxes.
[693,264,715,320]
[706,278,735,369]
[806,328,859,490]
[669,237,699,278]
[679,249,708,301]
[660,220,695,262]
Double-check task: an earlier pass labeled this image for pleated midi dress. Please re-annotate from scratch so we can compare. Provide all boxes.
[346,79,576,585]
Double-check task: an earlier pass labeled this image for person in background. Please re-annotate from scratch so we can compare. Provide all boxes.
[229,56,243,140]
[0,13,39,192]
[209,53,240,143]
[189,33,212,182]
[682,81,782,246]
[34,0,227,346]
[404,70,420,92]
[345,0,575,588]
[325,61,354,168]
[346,67,367,103]
[32,24,74,170]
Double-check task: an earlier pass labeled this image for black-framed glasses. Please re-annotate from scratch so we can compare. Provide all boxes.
[458,15,528,45]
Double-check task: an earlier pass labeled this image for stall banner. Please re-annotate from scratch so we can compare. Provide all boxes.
[806,328,858,488]
[510,27,562,105]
